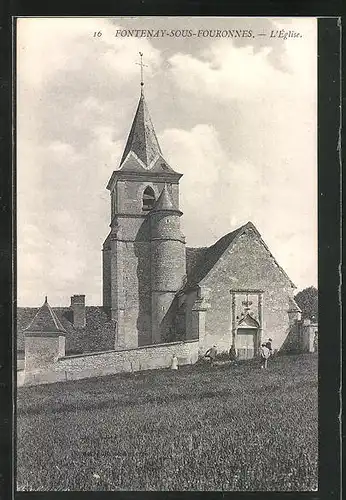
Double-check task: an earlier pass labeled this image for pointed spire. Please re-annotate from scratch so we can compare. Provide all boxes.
[25,297,66,335]
[152,184,176,212]
[120,90,162,168]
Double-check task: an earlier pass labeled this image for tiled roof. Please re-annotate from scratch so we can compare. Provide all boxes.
[120,91,162,168]
[24,297,66,334]
[17,306,116,355]
[118,92,181,175]
[186,247,208,279]
[184,221,295,289]
[149,156,180,174]
[185,225,245,289]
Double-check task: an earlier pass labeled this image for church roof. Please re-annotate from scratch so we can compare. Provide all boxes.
[120,90,162,169]
[186,247,208,278]
[185,225,245,289]
[24,297,66,335]
[185,221,295,289]
[106,91,182,191]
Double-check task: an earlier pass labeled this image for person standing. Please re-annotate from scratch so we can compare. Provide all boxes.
[205,345,217,366]
[229,344,237,364]
[171,354,178,370]
[260,343,270,369]
[265,338,273,353]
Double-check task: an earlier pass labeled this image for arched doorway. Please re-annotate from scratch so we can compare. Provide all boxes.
[235,313,260,360]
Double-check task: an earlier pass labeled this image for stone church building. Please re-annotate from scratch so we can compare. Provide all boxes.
[17,85,306,382]
[100,86,301,357]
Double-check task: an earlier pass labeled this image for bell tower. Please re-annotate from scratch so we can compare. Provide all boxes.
[103,78,185,348]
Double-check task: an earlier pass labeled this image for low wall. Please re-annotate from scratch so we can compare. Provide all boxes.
[23,339,199,386]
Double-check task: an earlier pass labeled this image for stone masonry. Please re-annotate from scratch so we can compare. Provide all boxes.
[18,84,308,386]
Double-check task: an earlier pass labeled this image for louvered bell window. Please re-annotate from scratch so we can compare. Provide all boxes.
[142,186,155,211]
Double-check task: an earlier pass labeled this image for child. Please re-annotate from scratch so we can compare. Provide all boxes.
[205,345,217,365]
[265,338,273,353]
[171,354,178,370]
[260,343,270,369]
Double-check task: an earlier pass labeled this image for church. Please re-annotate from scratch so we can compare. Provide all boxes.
[17,79,305,383]
[100,83,303,358]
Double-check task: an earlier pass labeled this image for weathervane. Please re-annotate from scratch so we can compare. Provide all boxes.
[136,52,148,89]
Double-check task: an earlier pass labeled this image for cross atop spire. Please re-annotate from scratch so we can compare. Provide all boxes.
[136,52,148,91]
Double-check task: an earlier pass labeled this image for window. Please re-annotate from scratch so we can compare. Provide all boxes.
[142,186,155,211]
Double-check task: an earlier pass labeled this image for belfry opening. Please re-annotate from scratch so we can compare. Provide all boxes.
[142,186,156,211]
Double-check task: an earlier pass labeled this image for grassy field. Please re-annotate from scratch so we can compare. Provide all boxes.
[16,353,318,491]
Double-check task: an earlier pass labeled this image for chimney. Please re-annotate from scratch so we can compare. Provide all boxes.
[70,295,86,328]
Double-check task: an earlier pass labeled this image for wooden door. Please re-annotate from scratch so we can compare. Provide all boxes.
[236,328,256,359]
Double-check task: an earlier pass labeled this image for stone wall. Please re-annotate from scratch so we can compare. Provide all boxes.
[102,235,111,310]
[109,216,152,348]
[104,180,185,349]
[25,335,66,372]
[23,339,199,386]
[150,210,186,343]
[196,229,296,354]
[117,180,179,214]
[151,240,186,291]
[184,290,198,340]
[123,239,152,347]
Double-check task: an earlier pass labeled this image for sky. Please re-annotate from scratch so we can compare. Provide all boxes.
[17,17,317,306]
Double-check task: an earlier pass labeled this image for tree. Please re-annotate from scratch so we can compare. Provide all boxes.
[294,286,318,321]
